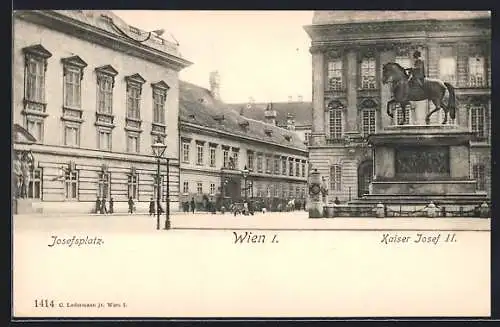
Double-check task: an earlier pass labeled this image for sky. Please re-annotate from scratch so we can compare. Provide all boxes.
[113,10,314,104]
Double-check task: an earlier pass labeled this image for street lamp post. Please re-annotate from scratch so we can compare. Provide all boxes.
[152,140,167,230]
[242,165,249,202]
[164,157,171,230]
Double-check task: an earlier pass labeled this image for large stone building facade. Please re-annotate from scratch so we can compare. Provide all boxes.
[304,11,491,202]
[179,76,308,211]
[13,10,191,213]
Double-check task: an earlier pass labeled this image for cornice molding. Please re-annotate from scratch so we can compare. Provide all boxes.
[306,18,490,40]
[15,10,193,71]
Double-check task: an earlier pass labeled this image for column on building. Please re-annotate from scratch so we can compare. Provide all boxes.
[379,47,394,129]
[345,48,358,134]
[311,47,325,146]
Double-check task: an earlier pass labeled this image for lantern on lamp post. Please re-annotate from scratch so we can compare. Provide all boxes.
[151,140,167,230]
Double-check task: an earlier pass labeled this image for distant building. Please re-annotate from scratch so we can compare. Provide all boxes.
[304,11,491,200]
[227,98,313,145]
[179,78,309,211]
[13,10,192,213]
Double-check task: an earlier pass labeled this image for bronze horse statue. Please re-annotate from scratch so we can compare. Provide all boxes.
[382,62,456,125]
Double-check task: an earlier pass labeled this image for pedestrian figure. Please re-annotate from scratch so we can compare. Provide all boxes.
[128,197,135,214]
[334,197,341,205]
[149,197,155,216]
[243,201,249,215]
[95,197,101,214]
[190,197,195,214]
[100,197,108,214]
[109,197,114,214]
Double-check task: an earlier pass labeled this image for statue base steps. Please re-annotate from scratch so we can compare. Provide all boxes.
[13,199,42,214]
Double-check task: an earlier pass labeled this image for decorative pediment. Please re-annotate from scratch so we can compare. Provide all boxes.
[151,80,170,91]
[326,99,345,111]
[359,98,379,110]
[61,55,88,68]
[325,47,342,59]
[95,65,118,77]
[360,47,377,59]
[129,166,137,175]
[68,160,76,171]
[125,73,146,85]
[22,44,53,59]
[100,164,109,173]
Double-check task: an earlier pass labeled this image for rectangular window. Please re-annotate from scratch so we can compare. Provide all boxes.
[473,164,486,191]
[25,57,45,103]
[209,146,216,167]
[64,170,78,200]
[256,184,263,198]
[274,185,279,197]
[329,109,343,139]
[282,158,287,175]
[282,184,287,198]
[265,156,271,173]
[64,125,80,147]
[394,104,411,125]
[97,75,113,114]
[232,152,239,169]
[223,149,229,168]
[327,59,343,90]
[153,175,164,200]
[127,174,138,200]
[182,142,190,163]
[361,57,376,89]
[289,160,294,176]
[274,158,280,175]
[183,181,189,194]
[98,130,112,151]
[127,85,141,119]
[468,56,486,88]
[197,182,203,195]
[439,55,456,85]
[302,162,306,177]
[26,118,43,143]
[64,67,82,108]
[97,172,111,199]
[153,89,166,124]
[257,154,263,173]
[196,143,204,165]
[330,165,342,192]
[27,168,42,199]
[247,151,254,171]
[304,132,311,143]
[127,134,139,153]
[470,105,485,139]
[210,183,216,195]
[362,109,376,136]
[295,161,300,177]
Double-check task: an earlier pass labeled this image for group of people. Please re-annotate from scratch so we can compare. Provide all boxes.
[95,197,113,214]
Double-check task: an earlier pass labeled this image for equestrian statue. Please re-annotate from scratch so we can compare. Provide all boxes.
[382,50,456,125]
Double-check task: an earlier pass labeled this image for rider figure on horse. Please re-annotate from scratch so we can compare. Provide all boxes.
[405,50,425,89]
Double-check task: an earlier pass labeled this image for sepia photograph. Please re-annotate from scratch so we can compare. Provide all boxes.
[12,10,491,318]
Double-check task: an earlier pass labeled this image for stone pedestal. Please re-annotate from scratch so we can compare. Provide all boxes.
[362,124,488,208]
[14,198,41,214]
[309,201,324,218]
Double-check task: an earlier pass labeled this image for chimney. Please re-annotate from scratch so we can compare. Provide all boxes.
[297,95,303,102]
[209,71,221,100]
[286,113,295,131]
[288,96,293,103]
[264,102,277,126]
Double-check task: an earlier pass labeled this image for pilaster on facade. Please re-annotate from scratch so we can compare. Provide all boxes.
[311,48,325,146]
